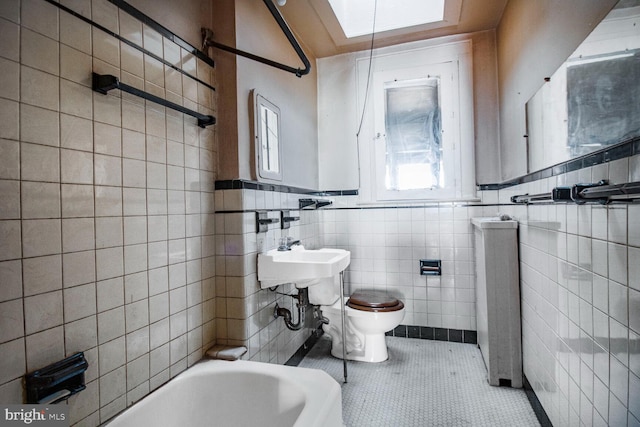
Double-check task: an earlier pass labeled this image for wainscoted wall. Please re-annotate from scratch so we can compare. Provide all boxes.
[0,0,217,424]
[496,155,640,426]
[318,200,499,332]
[216,146,640,427]
[213,188,323,363]
[215,186,508,351]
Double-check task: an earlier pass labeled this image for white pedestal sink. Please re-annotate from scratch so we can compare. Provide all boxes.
[257,246,351,289]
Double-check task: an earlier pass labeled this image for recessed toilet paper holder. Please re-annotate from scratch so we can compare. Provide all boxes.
[419,259,441,276]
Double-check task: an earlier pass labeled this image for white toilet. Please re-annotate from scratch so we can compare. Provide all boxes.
[308,276,405,363]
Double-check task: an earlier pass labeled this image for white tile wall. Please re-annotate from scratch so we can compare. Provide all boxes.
[0,1,217,425]
[499,156,640,426]
[214,189,323,363]
[218,189,498,363]
[319,203,484,330]
[221,155,638,426]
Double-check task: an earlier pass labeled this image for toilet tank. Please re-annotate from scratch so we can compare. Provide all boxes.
[306,275,341,305]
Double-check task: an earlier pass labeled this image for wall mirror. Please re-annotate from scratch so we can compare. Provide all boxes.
[526,0,640,173]
[253,91,283,181]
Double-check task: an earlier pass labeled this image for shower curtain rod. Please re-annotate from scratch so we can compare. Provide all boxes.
[202,0,311,77]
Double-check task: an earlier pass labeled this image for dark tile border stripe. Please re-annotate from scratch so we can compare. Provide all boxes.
[479,135,639,191]
[285,328,324,366]
[45,0,216,92]
[386,325,478,345]
[214,179,358,196]
[523,375,553,427]
[214,204,512,215]
[213,181,503,210]
[287,326,477,367]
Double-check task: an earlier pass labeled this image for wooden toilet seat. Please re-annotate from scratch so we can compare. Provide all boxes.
[346,291,404,313]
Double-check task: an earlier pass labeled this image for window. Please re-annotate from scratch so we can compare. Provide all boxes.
[381,76,443,191]
[328,0,445,39]
[357,41,475,202]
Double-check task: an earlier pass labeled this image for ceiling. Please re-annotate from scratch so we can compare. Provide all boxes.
[278,0,509,58]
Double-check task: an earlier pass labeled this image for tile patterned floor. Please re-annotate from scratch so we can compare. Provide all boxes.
[298,336,540,427]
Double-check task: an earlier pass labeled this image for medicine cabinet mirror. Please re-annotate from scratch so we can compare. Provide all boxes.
[525,0,640,173]
[253,91,283,181]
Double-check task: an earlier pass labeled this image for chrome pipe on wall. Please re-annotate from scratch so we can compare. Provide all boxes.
[201,0,311,77]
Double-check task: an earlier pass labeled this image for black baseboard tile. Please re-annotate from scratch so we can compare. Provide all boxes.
[434,328,449,341]
[463,330,477,344]
[449,329,463,343]
[420,327,434,340]
[407,326,421,338]
[523,375,554,427]
[387,325,478,345]
[293,325,477,362]
[393,325,408,338]
[285,328,324,366]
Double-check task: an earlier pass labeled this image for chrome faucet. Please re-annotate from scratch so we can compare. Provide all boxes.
[278,237,301,251]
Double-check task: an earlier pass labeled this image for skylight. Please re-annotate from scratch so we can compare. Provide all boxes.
[328,0,446,39]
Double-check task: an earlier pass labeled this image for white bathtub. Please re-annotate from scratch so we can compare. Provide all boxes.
[105,359,344,427]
